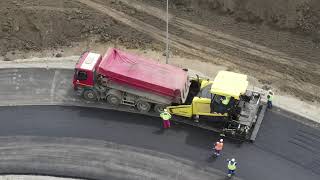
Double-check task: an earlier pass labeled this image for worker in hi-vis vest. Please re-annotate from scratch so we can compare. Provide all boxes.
[227,158,237,177]
[267,90,274,109]
[222,96,231,105]
[160,109,171,129]
[214,139,224,156]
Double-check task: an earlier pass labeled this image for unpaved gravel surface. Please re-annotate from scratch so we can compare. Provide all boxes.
[0,0,319,103]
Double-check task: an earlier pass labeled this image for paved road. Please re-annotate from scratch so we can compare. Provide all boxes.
[0,68,158,116]
[0,136,225,180]
[0,106,319,180]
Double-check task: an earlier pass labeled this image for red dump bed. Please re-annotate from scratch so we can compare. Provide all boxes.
[96,48,188,98]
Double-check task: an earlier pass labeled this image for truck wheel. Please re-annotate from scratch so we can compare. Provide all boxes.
[136,101,151,112]
[154,104,166,113]
[107,95,121,106]
[83,90,97,101]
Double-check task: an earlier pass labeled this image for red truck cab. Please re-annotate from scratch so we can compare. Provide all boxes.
[73,52,102,90]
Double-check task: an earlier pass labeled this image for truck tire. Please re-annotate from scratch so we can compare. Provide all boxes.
[136,101,151,112]
[154,104,166,113]
[107,94,121,106]
[83,90,97,101]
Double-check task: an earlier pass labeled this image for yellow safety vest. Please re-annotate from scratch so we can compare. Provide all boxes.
[228,161,237,170]
[267,94,273,101]
[160,112,171,120]
[222,96,231,105]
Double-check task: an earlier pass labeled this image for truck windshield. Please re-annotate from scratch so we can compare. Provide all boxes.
[197,84,212,99]
[75,70,87,80]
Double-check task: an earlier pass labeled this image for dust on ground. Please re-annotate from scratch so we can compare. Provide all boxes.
[0,0,320,104]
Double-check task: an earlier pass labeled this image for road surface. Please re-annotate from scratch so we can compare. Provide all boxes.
[0,106,319,180]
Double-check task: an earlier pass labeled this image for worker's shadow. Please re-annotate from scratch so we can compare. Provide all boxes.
[153,128,166,135]
[152,121,183,135]
[206,154,219,163]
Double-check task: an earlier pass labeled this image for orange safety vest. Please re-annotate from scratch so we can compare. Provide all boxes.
[215,142,224,151]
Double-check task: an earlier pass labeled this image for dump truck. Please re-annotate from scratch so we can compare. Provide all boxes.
[73,48,266,141]
[73,48,190,113]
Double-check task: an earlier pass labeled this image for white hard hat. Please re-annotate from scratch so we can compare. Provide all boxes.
[164,109,168,112]
[220,139,223,142]
[231,158,235,162]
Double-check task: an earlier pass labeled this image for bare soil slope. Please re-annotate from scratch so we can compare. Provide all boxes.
[177,0,320,40]
[0,0,319,103]
[0,0,155,54]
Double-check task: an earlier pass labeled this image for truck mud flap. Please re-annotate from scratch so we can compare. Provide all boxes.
[250,104,267,142]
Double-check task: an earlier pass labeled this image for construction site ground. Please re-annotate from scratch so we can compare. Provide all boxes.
[0,0,319,122]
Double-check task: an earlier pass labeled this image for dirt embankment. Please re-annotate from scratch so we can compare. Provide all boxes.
[0,0,156,56]
[174,0,320,41]
[0,0,319,103]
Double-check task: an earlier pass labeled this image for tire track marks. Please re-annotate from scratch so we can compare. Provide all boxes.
[81,0,320,102]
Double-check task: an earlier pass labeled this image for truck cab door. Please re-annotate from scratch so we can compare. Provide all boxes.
[73,69,94,87]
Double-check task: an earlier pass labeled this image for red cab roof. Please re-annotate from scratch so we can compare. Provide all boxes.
[75,52,102,71]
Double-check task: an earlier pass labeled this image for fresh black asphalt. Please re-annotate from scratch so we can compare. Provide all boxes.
[0,106,319,180]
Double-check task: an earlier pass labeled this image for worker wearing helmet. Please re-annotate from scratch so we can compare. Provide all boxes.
[267,90,274,109]
[222,96,231,106]
[160,109,171,129]
[214,139,224,156]
[227,158,237,177]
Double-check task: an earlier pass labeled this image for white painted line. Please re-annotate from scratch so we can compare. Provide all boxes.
[50,70,59,103]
